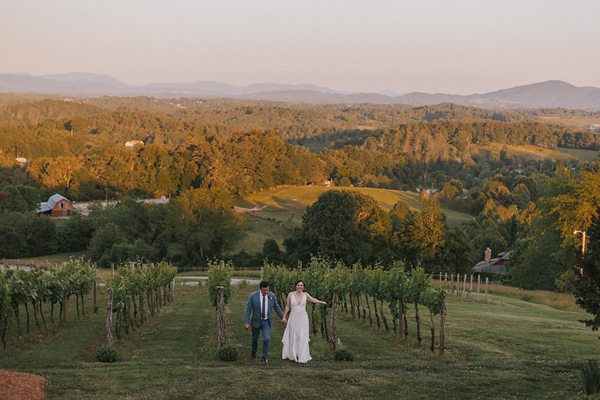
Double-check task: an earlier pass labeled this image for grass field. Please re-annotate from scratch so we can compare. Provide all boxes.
[0,285,598,399]
[537,115,600,129]
[234,185,475,254]
[476,143,599,162]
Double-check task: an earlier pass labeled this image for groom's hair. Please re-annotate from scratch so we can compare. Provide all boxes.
[259,280,270,288]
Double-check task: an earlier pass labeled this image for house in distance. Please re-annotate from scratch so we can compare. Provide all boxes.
[472,248,510,277]
[36,193,74,218]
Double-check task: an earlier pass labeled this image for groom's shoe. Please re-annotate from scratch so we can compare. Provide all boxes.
[262,357,269,363]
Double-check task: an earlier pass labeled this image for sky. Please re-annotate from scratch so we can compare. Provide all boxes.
[1,0,599,94]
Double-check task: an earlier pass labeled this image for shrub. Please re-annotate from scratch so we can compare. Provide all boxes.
[96,345,119,363]
[218,346,238,361]
[334,348,354,361]
[582,360,600,395]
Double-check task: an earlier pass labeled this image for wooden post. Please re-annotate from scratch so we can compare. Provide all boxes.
[457,274,461,296]
[450,274,454,295]
[62,295,68,324]
[485,277,489,303]
[216,287,226,347]
[439,296,445,356]
[470,274,473,292]
[111,263,115,278]
[398,299,406,339]
[330,289,339,351]
[172,279,175,300]
[130,261,135,272]
[444,273,448,291]
[462,274,467,297]
[414,301,422,345]
[105,288,114,345]
[220,260,225,269]
[260,266,264,281]
[139,293,145,325]
[477,274,481,295]
[298,260,303,271]
[93,279,98,313]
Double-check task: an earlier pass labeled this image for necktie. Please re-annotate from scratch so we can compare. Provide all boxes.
[262,294,267,319]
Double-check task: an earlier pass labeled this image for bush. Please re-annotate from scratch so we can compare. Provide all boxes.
[218,346,238,361]
[96,345,119,363]
[334,348,354,361]
[582,360,600,395]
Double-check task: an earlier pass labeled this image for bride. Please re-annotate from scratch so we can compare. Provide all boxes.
[281,280,326,363]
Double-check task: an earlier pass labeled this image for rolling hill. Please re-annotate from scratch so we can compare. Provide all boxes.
[233,185,474,254]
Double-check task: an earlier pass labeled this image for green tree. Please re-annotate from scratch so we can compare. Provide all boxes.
[87,223,126,268]
[573,213,600,332]
[406,197,446,263]
[0,185,39,212]
[551,171,600,247]
[434,226,475,274]
[509,213,575,290]
[300,190,390,265]
[262,239,283,264]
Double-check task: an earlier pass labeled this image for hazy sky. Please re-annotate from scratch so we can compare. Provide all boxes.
[1,0,599,94]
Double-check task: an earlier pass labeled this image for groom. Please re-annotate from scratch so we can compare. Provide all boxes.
[244,280,285,363]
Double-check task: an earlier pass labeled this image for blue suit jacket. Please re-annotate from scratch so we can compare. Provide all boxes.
[245,291,284,329]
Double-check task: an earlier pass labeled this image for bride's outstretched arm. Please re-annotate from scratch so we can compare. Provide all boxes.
[306,293,326,305]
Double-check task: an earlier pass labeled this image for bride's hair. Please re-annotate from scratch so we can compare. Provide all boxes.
[294,279,305,290]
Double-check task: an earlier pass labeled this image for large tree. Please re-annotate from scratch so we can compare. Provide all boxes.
[299,190,391,265]
[551,171,600,247]
[573,213,600,332]
[0,184,39,212]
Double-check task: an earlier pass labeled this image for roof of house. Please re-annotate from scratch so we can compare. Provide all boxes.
[37,194,70,213]
[472,251,510,275]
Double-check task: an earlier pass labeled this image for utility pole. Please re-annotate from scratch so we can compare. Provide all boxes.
[574,230,587,255]
[574,230,587,276]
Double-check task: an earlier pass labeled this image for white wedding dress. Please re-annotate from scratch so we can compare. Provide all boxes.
[282,292,312,363]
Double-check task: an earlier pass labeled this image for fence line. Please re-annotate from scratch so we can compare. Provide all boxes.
[436,272,495,303]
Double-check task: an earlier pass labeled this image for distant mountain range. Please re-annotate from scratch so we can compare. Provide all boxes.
[1,72,600,110]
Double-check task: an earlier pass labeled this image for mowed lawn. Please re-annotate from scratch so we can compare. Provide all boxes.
[0,285,598,399]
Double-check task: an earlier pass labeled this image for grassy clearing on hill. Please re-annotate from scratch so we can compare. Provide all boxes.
[234,185,474,254]
[476,143,599,162]
[0,285,598,399]
[232,213,294,255]
[537,115,600,128]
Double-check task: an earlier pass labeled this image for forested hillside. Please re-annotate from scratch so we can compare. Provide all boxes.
[0,96,598,293]
[0,97,598,200]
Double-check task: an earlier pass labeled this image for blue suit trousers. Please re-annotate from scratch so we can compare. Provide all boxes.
[252,319,271,358]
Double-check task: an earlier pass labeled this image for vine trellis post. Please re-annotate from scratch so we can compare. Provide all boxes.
[216,286,226,347]
[105,288,114,345]
[439,295,446,356]
[93,279,98,313]
[330,289,339,351]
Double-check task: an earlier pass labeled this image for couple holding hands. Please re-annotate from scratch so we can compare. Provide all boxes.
[244,280,326,363]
